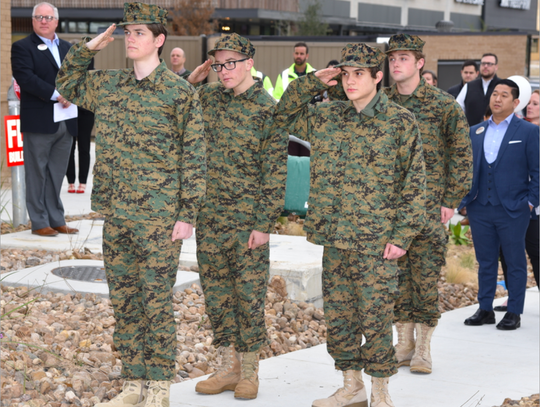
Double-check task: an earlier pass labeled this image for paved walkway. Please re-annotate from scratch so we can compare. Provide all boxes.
[1,142,95,223]
[170,288,539,407]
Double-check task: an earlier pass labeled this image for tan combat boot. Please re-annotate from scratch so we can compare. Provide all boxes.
[410,323,436,374]
[195,345,241,394]
[312,370,368,407]
[145,381,170,407]
[234,351,259,399]
[370,377,395,407]
[95,380,146,407]
[394,322,415,367]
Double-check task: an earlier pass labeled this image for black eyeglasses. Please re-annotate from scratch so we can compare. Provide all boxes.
[33,15,56,22]
[480,62,496,67]
[211,58,249,72]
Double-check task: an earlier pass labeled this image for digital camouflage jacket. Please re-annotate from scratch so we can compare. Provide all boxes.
[276,74,427,255]
[56,42,207,224]
[196,80,288,233]
[384,78,472,215]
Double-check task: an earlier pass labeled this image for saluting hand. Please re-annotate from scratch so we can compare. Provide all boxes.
[86,24,116,51]
[187,59,212,85]
[314,67,341,86]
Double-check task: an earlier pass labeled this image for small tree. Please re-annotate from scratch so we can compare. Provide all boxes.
[297,0,330,36]
[169,0,218,36]
[272,20,292,36]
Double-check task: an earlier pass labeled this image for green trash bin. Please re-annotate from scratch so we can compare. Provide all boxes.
[284,155,310,217]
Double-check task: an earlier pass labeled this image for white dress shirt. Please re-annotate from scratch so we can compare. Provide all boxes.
[484,113,513,164]
[36,33,62,101]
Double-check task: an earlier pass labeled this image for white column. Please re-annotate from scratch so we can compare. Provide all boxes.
[401,1,409,27]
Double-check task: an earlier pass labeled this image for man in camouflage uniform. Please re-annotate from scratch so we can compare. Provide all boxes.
[385,34,472,374]
[275,43,426,407]
[56,3,206,407]
[185,33,288,400]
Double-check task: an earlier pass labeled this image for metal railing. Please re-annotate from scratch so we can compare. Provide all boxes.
[7,80,27,227]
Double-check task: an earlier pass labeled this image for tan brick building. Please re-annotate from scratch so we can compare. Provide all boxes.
[1,1,12,184]
[422,33,529,86]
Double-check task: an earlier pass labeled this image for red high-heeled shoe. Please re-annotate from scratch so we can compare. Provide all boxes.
[76,184,86,194]
[68,184,76,193]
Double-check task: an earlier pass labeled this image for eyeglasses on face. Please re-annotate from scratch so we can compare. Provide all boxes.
[33,15,56,22]
[480,62,496,67]
[211,58,249,72]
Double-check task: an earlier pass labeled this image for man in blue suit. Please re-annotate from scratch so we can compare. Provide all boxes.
[460,79,539,330]
[11,2,79,236]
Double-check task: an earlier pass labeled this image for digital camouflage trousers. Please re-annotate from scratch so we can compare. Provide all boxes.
[322,246,399,377]
[394,218,448,326]
[196,221,270,353]
[103,217,181,380]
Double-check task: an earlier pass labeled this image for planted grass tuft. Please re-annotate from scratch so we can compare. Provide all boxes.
[445,257,478,286]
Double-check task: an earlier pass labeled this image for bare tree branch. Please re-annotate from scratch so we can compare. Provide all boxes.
[169,0,218,36]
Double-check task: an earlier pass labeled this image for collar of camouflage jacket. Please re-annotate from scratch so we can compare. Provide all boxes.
[360,89,381,117]
[387,76,429,101]
[125,59,169,85]
[344,89,388,117]
[221,77,265,98]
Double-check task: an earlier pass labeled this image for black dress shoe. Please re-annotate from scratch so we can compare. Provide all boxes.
[464,309,496,326]
[493,305,507,312]
[496,312,521,330]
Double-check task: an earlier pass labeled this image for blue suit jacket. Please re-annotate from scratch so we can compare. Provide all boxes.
[459,115,539,218]
[11,32,78,137]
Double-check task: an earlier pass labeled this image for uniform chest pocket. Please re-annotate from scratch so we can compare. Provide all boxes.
[138,127,178,162]
[315,146,341,167]
[363,146,397,184]
[313,135,342,151]
[96,101,122,123]
[312,137,342,160]
[311,139,342,186]
[226,133,261,168]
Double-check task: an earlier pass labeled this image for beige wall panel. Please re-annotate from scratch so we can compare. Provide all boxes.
[207,35,220,83]
[94,35,129,70]
[58,34,128,69]
[162,36,204,73]
[421,34,528,80]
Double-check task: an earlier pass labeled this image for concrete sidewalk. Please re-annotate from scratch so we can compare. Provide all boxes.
[0,224,325,305]
[1,142,95,223]
[170,288,539,407]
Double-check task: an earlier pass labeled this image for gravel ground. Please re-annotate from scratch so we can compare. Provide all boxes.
[1,219,538,406]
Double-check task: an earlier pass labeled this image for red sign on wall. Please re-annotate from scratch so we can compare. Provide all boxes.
[4,115,24,167]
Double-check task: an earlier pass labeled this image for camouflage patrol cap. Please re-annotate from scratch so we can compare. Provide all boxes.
[208,33,255,58]
[334,43,385,69]
[116,2,168,26]
[386,34,425,54]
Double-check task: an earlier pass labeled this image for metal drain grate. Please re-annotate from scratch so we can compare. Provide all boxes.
[51,266,107,283]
